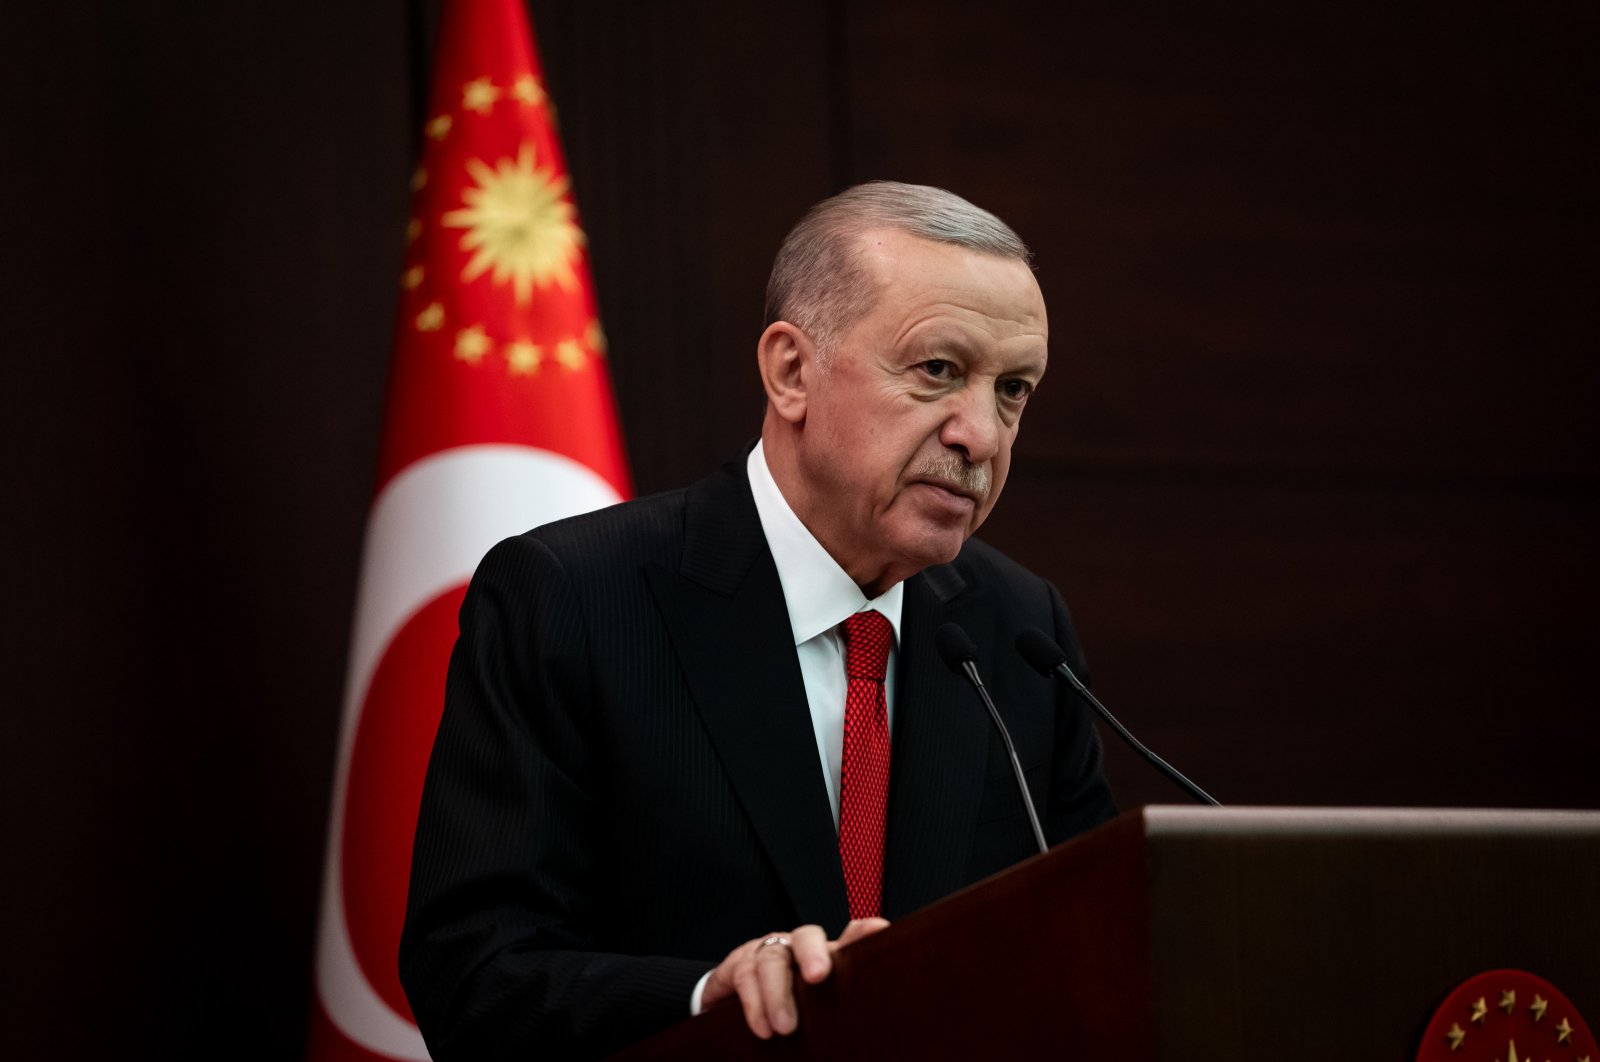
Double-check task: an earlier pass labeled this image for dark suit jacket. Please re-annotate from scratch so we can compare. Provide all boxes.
[400,458,1116,1060]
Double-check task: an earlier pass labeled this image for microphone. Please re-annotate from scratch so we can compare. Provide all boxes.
[935,623,1049,854]
[1016,628,1221,807]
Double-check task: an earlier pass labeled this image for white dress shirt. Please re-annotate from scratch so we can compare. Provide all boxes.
[690,443,905,1015]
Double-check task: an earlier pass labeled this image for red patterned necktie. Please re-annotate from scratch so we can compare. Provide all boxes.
[838,609,893,920]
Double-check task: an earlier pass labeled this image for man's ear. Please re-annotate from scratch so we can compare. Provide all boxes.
[756,321,813,424]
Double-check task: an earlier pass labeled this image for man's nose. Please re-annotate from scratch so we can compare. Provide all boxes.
[938,382,1002,463]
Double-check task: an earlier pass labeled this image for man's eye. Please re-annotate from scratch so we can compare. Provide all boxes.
[999,378,1033,401]
[922,359,952,378]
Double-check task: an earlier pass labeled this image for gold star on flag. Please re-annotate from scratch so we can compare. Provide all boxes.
[425,114,452,140]
[454,325,490,364]
[506,340,543,374]
[406,218,422,243]
[462,77,500,114]
[1557,1018,1574,1044]
[401,266,424,290]
[585,320,607,355]
[416,302,445,332]
[1499,990,1516,1014]
[410,166,427,192]
[1471,997,1488,1024]
[512,74,545,107]
[1446,1022,1466,1051]
[555,338,586,370]
[1506,1041,1520,1062]
[1530,995,1548,1021]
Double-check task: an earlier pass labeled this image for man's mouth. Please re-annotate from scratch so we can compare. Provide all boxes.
[914,478,981,505]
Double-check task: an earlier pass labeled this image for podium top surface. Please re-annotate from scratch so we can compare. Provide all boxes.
[1141,803,1600,838]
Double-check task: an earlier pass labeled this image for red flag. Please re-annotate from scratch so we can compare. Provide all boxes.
[308,2,629,1058]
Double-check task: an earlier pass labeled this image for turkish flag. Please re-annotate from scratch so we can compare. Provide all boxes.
[306,2,629,1058]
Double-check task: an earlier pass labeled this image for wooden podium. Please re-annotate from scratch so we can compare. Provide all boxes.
[613,807,1600,1059]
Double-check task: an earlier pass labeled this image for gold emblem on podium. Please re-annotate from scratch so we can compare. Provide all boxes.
[1416,970,1596,1061]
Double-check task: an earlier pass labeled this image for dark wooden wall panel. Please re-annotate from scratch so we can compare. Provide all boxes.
[529,0,838,494]
[983,470,1599,808]
[1,2,413,1058]
[846,1,1598,478]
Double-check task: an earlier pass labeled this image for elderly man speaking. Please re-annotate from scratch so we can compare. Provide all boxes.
[400,181,1117,1059]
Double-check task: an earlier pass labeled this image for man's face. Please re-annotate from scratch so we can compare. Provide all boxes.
[794,228,1048,593]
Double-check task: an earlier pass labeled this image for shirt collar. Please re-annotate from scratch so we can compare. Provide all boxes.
[747,441,904,647]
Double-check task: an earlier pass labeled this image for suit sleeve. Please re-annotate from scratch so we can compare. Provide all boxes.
[1044,582,1119,843]
[399,534,711,1061]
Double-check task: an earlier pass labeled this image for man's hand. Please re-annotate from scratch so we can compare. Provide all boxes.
[701,918,890,1038]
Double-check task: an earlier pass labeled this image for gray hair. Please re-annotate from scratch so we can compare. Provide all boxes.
[763,181,1032,359]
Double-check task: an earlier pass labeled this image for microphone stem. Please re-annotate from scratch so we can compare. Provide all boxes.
[1055,664,1221,807]
[962,661,1049,854]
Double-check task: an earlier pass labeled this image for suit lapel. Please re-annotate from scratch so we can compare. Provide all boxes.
[644,464,850,930]
[881,561,993,918]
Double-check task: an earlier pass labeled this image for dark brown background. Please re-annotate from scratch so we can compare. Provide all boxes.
[2,1,1594,1058]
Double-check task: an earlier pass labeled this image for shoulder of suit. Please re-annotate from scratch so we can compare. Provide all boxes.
[518,484,691,565]
[950,535,1048,590]
[499,458,748,575]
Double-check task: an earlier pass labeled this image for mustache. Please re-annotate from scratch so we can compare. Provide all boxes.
[908,455,990,498]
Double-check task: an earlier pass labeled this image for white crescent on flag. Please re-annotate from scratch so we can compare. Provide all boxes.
[315,444,622,1059]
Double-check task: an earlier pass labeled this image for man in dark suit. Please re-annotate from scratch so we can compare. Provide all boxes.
[400,182,1117,1059]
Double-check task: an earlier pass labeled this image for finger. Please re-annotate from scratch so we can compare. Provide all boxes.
[732,945,775,1039]
[753,935,797,1035]
[832,916,891,949]
[788,924,831,983]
